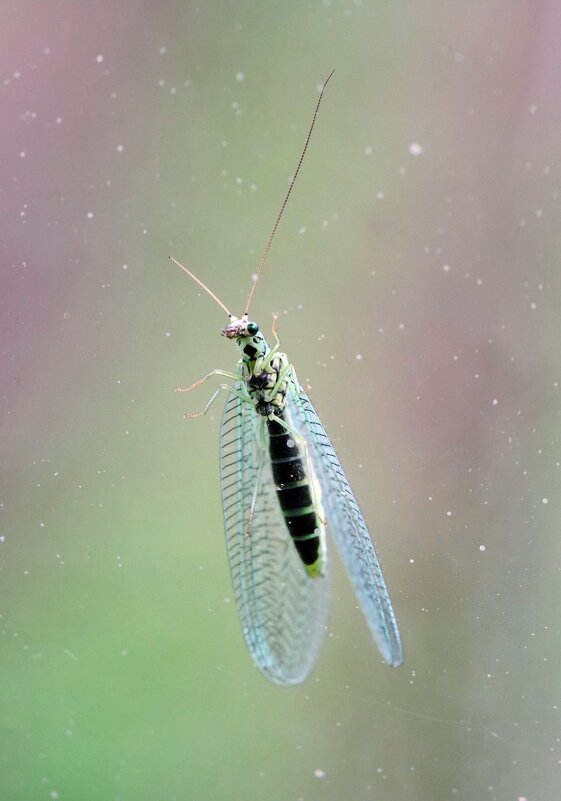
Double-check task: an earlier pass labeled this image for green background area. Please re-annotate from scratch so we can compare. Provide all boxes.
[2,2,560,799]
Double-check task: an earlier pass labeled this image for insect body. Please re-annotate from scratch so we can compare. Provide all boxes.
[223,316,326,579]
[171,70,403,684]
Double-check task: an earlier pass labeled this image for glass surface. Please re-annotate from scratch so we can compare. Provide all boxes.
[2,3,560,799]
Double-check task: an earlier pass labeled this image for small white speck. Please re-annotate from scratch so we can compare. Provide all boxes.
[314,769,325,779]
[409,558,415,564]
[159,46,167,55]
[122,264,128,270]
[479,545,486,552]
[364,145,373,156]
[376,191,384,199]
[446,511,452,517]
[298,226,307,234]
[492,398,498,406]
[116,144,124,153]
[165,331,171,338]
[442,264,451,272]
[19,151,26,158]
[356,354,363,360]
[40,521,45,528]
[528,104,537,114]
[409,142,424,156]
[542,498,549,504]
[86,211,93,219]
[96,54,104,63]
[235,71,245,81]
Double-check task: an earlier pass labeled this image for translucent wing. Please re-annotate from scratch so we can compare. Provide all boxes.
[219,388,330,685]
[288,383,403,667]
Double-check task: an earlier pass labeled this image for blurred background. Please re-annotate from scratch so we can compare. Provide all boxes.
[2,2,560,799]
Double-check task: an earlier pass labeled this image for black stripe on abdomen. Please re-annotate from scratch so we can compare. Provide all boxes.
[267,414,320,567]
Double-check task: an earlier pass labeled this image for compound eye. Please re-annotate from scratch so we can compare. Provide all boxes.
[246,322,259,336]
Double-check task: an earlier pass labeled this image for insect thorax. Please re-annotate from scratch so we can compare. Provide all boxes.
[239,341,289,417]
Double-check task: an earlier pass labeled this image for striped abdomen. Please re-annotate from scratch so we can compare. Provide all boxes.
[267,413,324,577]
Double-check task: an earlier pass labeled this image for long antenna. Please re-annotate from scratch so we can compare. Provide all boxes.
[244,68,335,315]
[168,256,233,318]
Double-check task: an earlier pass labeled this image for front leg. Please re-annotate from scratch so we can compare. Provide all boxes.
[175,368,240,394]
[175,366,251,419]
[261,313,282,371]
[182,383,252,419]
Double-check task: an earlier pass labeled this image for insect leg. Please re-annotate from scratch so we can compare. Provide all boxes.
[271,312,280,345]
[268,410,304,443]
[261,314,282,371]
[265,361,293,403]
[183,383,252,419]
[175,369,240,394]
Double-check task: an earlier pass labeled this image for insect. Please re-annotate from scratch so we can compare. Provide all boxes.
[170,70,403,684]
